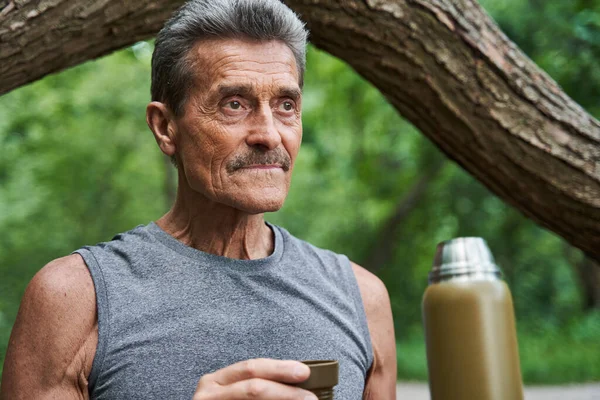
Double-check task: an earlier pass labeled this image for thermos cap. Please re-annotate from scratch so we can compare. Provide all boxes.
[292,360,338,399]
[430,237,501,284]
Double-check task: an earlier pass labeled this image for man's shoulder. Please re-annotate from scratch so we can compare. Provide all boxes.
[274,224,344,260]
[349,262,389,311]
[71,224,154,266]
[276,225,388,298]
[80,223,151,250]
[25,253,96,320]
[1,254,97,397]
[16,254,97,342]
[36,253,90,281]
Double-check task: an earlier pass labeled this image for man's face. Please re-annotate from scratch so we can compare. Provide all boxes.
[173,39,302,214]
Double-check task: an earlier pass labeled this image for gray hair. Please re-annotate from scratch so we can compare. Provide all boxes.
[151,0,308,117]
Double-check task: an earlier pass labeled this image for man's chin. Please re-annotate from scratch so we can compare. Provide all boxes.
[238,199,285,214]
[244,205,282,215]
[224,194,286,215]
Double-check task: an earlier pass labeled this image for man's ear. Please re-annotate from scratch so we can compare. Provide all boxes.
[146,101,177,158]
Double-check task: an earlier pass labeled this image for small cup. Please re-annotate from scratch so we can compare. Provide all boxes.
[293,360,339,399]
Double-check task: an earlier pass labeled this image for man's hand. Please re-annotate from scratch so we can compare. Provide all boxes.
[193,358,318,400]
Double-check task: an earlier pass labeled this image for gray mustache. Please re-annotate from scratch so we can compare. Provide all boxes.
[227,148,291,173]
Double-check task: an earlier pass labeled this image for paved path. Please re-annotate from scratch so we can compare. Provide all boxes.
[396,382,600,399]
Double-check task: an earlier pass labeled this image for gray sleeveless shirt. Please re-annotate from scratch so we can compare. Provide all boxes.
[74,222,373,399]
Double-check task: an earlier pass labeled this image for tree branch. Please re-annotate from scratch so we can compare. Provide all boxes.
[284,0,600,260]
[1,0,599,259]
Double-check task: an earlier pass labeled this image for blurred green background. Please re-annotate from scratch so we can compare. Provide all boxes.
[1,0,600,384]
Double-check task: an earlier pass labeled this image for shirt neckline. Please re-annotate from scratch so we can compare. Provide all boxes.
[145,220,284,273]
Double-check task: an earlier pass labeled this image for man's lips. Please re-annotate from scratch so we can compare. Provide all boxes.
[240,164,283,170]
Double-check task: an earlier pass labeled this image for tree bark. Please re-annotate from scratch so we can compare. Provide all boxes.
[1,0,599,259]
[0,0,182,94]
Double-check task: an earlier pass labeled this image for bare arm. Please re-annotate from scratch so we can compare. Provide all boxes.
[1,254,97,400]
[351,262,397,400]
[2,256,314,400]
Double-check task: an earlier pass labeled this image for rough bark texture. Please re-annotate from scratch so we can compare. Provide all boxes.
[1,0,599,258]
[286,0,600,261]
[0,0,182,94]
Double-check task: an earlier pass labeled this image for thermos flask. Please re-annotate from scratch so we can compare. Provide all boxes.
[422,237,524,400]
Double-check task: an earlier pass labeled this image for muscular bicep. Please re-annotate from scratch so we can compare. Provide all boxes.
[1,254,97,400]
[351,262,397,400]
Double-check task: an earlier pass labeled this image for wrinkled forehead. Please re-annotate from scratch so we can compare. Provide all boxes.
[187,38,301,95]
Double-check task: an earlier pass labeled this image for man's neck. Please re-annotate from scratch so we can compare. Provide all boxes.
[155,183,274,261]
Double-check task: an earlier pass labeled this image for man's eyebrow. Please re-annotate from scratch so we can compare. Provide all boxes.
[208,84,302,103]
[277,87,302,100]
[215,84,254,99]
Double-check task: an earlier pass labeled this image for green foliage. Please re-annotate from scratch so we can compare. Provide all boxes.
[1,0,600,385]
[0,43,166,376]
[398,312,600,384]
[518,311,600,383]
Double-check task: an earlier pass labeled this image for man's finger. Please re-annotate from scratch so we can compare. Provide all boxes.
[221,378,317,400]
[208,358,310,386]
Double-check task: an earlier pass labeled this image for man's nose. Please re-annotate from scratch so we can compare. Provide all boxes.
[246,105,282,151]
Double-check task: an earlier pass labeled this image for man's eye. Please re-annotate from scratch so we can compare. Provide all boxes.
[227,101,242,110]
[280,101,294,112]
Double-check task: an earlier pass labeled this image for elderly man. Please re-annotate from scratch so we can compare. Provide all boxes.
[1,1,396,399]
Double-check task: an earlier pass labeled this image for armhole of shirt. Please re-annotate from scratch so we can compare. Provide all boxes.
[73,247,110,395]
[339,254,375,374]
